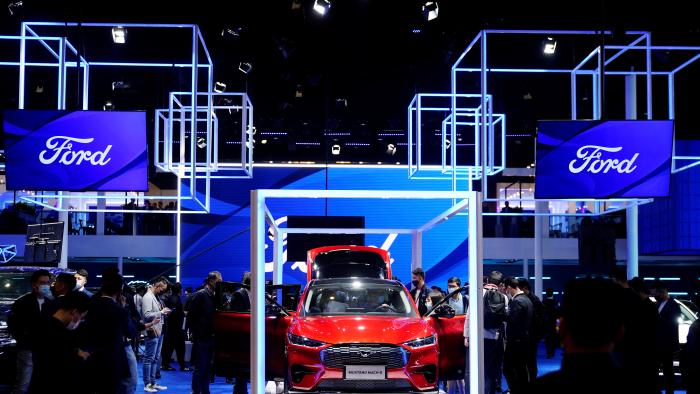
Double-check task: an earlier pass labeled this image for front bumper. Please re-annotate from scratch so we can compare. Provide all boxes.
[286,342,439,392]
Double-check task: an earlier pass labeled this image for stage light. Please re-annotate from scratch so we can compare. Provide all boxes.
[239,62,253,74]
[543,37,556,55]
[261,139,268,145]
[221,27,242,39]
[214,82,227,93]
[7,1,22,16]
[422,2,439,21]
[111,81,130,91]
[103,101,114,111]
[386,143,397,156]
[331,144,341,155]
[291,0,302,10]
[197,137,206,149]
[112,26,127,44]
[313,0,331,16]
[35,83,43,94]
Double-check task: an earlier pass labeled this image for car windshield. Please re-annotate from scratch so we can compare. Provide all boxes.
[0,273,33,300]
[303,280,415,317]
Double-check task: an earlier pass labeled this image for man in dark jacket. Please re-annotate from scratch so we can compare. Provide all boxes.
[502,276,533,394]
[82,272,133,394]
[7,269,53,394]
[409,268,432,316]
[527,277,629,394]
[30,291,91,393]
[189,271,222,394]
[653,281,682,394]
[541,288,560,359]
[518,278,545,382]
[681,319,700,394]
[162,282,189,371]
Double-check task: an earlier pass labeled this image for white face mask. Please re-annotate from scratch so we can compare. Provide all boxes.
[38,284,53,299]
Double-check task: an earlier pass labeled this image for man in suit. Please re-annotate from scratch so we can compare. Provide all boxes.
[653,281,682,394]
[189,271,222,394]
[7,269,53,394]
[161,282,189,372]
[542,288,560,359]
[518,278,545,383]
[82,271,133,394]
[528,277,629,394]
[409,267,432,316]
[141,277,172,393]
[502,276,533,394]
[75,269,93,297]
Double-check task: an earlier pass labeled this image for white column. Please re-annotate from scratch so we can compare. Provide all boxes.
[273,231,284,285]
[250,191,266,394]
[523,257,529,279]
[96,192,106,235]
[626,205,639,279]
[59,192,68,269]
[411,231,423,272]
[468,192,485,394]
[626,69,639,280]
[534,201,546,299]
[117,256,123,275]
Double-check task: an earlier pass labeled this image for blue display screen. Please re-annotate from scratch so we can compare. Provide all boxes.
[535,120,673,199]
[180,167,470,289]
[2,110,148,191]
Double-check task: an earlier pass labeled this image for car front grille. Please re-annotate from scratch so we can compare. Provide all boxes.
[316,378,412,391]
[320,344,409,369]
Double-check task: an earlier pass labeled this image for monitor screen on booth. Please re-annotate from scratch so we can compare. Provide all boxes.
[1,110,148,191]
[535,120,674,199]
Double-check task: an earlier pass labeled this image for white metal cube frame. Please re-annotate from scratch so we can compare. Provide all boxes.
[249,189,485,394]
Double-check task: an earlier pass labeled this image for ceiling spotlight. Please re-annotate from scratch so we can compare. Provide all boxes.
[444,139,451,149]
[111,26,127,44]
[7,1,22,16]
[196,137,206,149]
[261,139,268,145]
[422,2,439,21]
[239,62,253,74]
[35,82,44,94]
[214,82,227,93]
[295,85,304,98]
[386,143,397,156]
[313,0,331,16]
[221,27,242,39]
[111,81,130,91]
[331,144,341,155]
[543,37,557,55]
[291,0,302,10]
[103,101,114,111]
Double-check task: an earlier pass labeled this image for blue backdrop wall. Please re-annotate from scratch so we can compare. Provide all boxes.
[180,166,469,290]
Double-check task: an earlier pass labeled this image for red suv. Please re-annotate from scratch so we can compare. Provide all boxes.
[214,247,466,393]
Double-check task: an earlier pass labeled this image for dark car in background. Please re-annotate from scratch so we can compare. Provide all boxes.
[0,266,73,390]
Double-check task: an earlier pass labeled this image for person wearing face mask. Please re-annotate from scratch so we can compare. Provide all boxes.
[43,272,77,318]
[447,277,468,315]
[29,291,91,393]
[189,271,223,394]
[7,269,53,394]
[409,268,432,316]
[75,269,93,297]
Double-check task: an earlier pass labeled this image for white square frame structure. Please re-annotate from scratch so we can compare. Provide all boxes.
[249,189,485,394]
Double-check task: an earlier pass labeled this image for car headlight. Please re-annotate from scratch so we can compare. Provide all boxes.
[402,334,437,349]
[287,333,326,348]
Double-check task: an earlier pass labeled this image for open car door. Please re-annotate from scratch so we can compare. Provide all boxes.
[425,286,469,380]
[213,282,301,380]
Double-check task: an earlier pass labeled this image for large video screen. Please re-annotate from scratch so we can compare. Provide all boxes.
[2,110,148,191]
[535,120,673,199]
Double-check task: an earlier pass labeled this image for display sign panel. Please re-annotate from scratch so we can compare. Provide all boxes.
[535,120,673,199]
[2,110,148,191]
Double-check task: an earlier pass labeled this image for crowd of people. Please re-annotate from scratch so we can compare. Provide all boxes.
[5,265,700,394]
[409,267,700,394]
[6,268,223,394]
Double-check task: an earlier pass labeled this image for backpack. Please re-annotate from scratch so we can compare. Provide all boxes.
[483,288,507,329]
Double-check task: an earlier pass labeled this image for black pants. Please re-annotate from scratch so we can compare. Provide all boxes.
[526,338,539,383]
[544,329,558,358]
[191,338,214,394]
[657,351,675,394]
[484,338,503,394]
[162,328,186,368]
[504,339,530,394]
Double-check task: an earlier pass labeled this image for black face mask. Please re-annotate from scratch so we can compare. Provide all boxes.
[411,280,420,287]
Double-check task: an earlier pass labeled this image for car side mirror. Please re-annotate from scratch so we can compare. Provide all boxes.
[432,304,455,319]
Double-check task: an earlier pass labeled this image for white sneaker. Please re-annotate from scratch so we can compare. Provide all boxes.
[144,385,158,393]
[152,384,168,391]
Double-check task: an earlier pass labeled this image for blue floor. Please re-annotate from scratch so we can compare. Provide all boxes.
[145,345,686,393]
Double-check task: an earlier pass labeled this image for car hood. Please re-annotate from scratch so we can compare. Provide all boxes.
[290,315,432,344]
